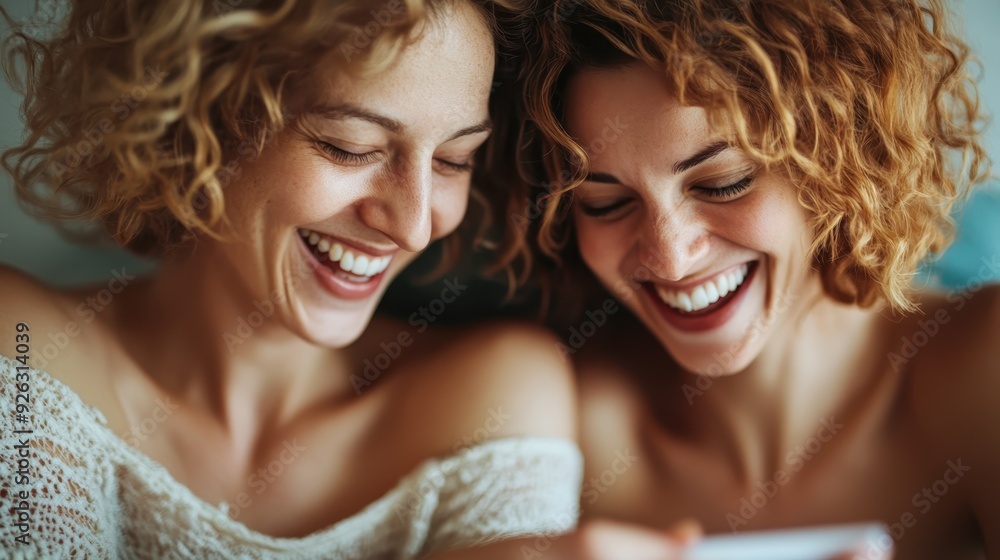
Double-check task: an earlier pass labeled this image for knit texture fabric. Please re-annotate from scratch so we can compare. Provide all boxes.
[0,355,582,559]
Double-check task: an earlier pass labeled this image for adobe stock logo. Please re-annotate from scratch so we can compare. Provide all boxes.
[725,417,843,532]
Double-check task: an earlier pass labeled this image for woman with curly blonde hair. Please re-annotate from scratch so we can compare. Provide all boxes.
[514,0,997,557]
[0,0,585,557]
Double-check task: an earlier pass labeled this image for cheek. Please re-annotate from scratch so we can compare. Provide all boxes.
[279,172,360,224]
[251,155,375,231]
[715,185,807,257]
[716,202,779,251]
[574,217,623,280]
[225,137,344,228]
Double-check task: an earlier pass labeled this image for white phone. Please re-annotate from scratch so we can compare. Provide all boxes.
[683,523,892,560]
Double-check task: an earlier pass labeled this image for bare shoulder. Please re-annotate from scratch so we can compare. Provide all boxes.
[383,319,578,457]
[0,265,90,368]
[0,264,122,416]
[571,315,649,474]
[908,283,1000,407]
[906,285,1000,507]
[574,312,653,409]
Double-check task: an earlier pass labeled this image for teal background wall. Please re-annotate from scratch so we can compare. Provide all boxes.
[1,0,998,292]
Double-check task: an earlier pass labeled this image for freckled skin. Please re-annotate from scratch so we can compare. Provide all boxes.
[0,1,578,542]
[565,62,1000,559]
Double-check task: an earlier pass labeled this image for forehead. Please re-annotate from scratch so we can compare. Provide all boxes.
[564,63,716,164]
[298,2,495,127]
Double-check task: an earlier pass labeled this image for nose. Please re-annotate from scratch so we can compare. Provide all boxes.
[357,158,434,252]
[638,203,710,282]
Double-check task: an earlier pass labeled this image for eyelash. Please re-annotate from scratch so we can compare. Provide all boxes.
[580,199,631,218]
[579,175,754,218]
[692,175,754,198]
[318,142,474,174]
[319,142,379,165]
[439,160,474,173]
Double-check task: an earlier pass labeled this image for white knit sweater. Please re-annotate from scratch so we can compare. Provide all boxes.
[0,355,582,559]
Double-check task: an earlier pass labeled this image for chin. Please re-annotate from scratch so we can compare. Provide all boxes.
[665,337,761,377]
[293,303,380,348]
[277,268,393,349]
[630,263,774,376]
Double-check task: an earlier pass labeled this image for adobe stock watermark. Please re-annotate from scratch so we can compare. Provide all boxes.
[211,0,246,15]
[551,258,662,362]
[695,2,744,49]
[121,396,180,447]
[861,459,971,559]
[48,66,169,180]
[515,449,637,558]
[516,506,582,560]
[556,298,621,361]
[581,448,638,505]
[33,268,137,370]
[405,280,474,326]
[392,406,508,524]
[224,439,309,520]
[184,111,298,223]
[340,0,406,63]
[19,0,61,40]
[888,254,999,373]
[725,416,843,532]
[349,276,468,394]
[223,296,284,353]
[549,0,587,24]
[222,248,326,353]
[509,116,628,233]
[452,407,511,453]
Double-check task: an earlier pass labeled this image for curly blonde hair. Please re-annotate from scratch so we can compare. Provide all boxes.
[2,0,529,278]
[516,0,990,312]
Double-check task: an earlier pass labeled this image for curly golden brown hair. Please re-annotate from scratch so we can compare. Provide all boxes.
[2,0,530,281]
[514,0,991,313]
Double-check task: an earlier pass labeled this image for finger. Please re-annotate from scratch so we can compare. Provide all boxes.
[576,520,683,560]
[826,548,892,560]
[664,518,703,546]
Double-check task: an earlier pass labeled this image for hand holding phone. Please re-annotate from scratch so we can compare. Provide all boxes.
[682,523,892,560]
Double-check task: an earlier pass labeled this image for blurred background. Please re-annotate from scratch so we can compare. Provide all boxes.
[1,0,998,319]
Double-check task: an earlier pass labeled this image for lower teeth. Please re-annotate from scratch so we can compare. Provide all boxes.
[309,244,371,281]
[337,271,370,283]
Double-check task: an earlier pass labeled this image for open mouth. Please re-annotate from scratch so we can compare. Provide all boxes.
[296,228,394,300]
[644,261,759,332]
[298,228,391,283]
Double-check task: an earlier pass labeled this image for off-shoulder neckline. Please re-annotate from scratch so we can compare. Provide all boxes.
[0,353,580,547]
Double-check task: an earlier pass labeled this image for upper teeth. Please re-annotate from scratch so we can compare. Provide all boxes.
[299,228,391,277]
[655,263,750,313]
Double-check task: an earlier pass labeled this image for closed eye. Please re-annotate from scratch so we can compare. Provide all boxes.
[319,141,476,176]
[691,175,754,199]
[579,198,634,218]
[435,158,474,174]
[318,142,379,165]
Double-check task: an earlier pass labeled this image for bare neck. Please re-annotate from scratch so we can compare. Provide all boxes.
[652,289,895,484]
[109,243,355,435]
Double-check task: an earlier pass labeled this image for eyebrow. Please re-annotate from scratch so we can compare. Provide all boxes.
[308,103,492,141]
[584,141,731,184]
[310,104,404,134]
[673,141,729,174]
[446,120,493,142]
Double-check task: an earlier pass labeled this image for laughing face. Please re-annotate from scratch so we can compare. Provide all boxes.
[207,1,494,347]
[564,62,817,376]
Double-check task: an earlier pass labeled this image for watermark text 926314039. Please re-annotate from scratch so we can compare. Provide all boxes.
[9,322,34,546]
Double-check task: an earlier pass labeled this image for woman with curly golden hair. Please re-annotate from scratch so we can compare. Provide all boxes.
[0,0,584,557]
[513,0,996,557]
